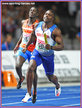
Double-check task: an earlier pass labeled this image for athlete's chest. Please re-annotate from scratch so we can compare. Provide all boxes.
[22,24,33,34]
[35,27,51,39]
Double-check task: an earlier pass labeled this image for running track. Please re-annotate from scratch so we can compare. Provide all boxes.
[2,86,80,106]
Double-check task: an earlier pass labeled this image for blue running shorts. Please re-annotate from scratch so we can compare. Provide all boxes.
[31,49,54,75]
[16,47,31,61]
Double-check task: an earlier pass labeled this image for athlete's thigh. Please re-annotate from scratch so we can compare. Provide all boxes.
[16,55,25,67]
[17,47,31,61]
[16,47,31,66]
[30,49,42,66]
[42,54,54,75]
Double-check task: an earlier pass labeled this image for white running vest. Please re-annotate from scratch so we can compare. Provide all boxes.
[35,21,57,56]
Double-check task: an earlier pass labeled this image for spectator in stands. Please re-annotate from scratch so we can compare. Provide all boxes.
[5,16,17,37]
[38,6,46,21]
[68,2,77,17]
[51,5,64,34]
[2,9,8,36]
[75,10,80,32]
[51,5,61,25]
[2,34,13,50]
[7,5,17,19]
[76,32,80,41]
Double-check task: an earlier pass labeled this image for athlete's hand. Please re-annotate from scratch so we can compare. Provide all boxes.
[22,47,27,53]
[14,46,19,54]
[45,44,51,50]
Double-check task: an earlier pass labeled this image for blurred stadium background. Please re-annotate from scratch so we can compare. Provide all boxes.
[1,1,80,90]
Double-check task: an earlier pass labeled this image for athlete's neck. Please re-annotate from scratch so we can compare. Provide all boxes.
[28,17,36,25]
[42,22,54,31]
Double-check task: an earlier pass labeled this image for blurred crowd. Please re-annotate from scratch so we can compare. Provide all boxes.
[2,2,80,50]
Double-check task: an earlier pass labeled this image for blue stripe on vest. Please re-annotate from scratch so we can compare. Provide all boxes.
[49,25,57,33]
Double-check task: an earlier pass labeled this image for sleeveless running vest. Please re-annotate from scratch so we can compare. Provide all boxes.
[35,21,57,56]
[20,19,38,52]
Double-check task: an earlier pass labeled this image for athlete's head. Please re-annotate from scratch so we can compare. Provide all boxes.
[43,10,55,23]
[29,7,38,18]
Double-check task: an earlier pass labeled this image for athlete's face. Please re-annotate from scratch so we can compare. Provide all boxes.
[29,7,37,18]
[43,10,54,23]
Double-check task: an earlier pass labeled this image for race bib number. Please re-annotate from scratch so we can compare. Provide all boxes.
[22,37,29,43]
[38,43,45,49]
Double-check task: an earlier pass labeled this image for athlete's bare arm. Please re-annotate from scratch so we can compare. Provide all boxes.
[45,28,64,51]
[14,20,25,53]
[14,34,22,53]
[27,31,36,48]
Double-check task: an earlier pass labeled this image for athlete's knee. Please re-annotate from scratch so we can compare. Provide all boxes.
[27,69,32,78]
[15,57,24,68]
[27,65,35,81]
[28,64,35,73]
[16,62,22,69]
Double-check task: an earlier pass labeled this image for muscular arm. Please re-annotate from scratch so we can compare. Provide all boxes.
[16,34,22,47]
[15,19,27,48]
[14,34,22,53]
[76,34,80,41]
[22,31,36,53]
[14,19,24,49]
[45,28,64,51]
[51,28,64,51]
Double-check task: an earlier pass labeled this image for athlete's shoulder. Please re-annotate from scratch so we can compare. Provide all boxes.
[39,21,44,24]
[49,24,57,33]
[21,19,28,24]
[52,27,61,37]
[33,19,39,28]
[36,21,44,29]
[35,19,39,23]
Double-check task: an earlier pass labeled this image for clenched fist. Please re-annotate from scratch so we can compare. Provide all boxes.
[22,47,27,53]
[45,44,51,50]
